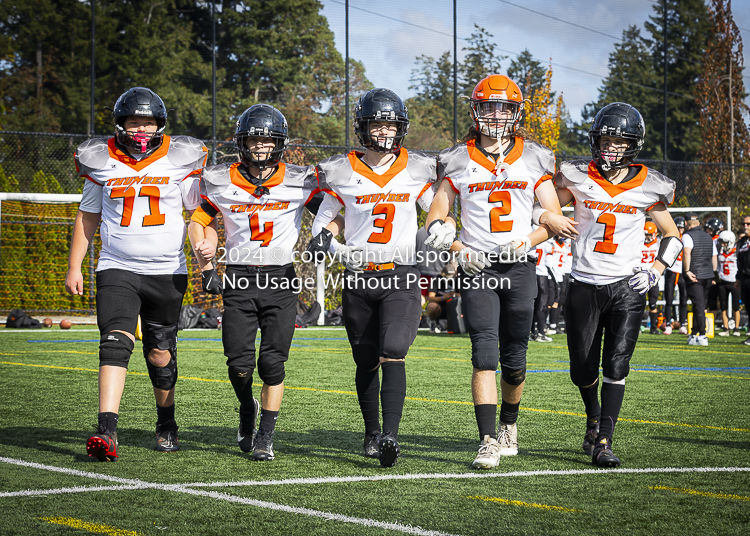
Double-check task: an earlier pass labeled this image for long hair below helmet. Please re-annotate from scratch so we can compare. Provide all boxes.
[112,87,168,154]
[589,102,645,171]
[354,88,409,153]
[234,104,289,170]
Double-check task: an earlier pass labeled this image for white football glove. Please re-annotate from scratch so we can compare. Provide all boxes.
[335,244,366,273]
[424,220,456,251]
[628,266,660,295]
[458,247,489,276]
[492,236,532,263]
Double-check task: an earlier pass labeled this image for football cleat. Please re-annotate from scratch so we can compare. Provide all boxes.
[472,435,502,469]
[252,429,275,461]
[364,431,382,458]
[649,328,661,335]
[535,333,553,343]
[592,437,621,467]
[718,330,730,337]
[678,326,688,335]
[238,398,260,453]
[155,420,179,452]
[87,426,118,462]
[663,325,672,335]
[378,432,400,468]
[744,337,750,346]
[689,335,709,346]
[732,329,741,337]
[582,423,599,457]
[497,422,518,456]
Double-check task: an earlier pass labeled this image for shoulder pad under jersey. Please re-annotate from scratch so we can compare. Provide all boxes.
[556,160,590,187]
[520,139,555,176]
[316,153,354,189]
[75,138,110,177]
[404,150,437,183]
[282,163,317,189]
[643,167,676,206]
[167,136,208,170]
[201,164,232,197]
[437,143,470,181]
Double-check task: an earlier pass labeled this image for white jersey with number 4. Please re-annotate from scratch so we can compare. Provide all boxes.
[199,162,318,266]
[75,135,207,274]
[438,138,555,254]
[555,160,675,285]
[315,149,436,265]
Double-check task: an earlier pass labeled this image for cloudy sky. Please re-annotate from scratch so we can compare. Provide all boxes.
[318,0,750,123]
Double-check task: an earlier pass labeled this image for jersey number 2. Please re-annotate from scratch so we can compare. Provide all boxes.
[110,186,165,227]
[594,213,618,254]
[489,191,512,232]
[368,203,395,243]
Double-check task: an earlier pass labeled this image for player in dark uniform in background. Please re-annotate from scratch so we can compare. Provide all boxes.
[309,88,454,467]
[540,102,681,467]
[737,215,750,345]
[662,216,687,335]
[188,104,333,461]
[66,87,209,461]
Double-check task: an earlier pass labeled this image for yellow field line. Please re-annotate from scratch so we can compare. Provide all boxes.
[646,485,750,501]
[466,495,582,512]
[38,517,142,536]
[2,361,748,432]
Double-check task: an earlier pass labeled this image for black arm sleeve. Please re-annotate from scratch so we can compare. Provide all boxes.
[304,191,324,216]
[200,200,219,218]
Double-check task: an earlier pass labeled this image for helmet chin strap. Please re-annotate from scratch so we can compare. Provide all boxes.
[494,133,509,175]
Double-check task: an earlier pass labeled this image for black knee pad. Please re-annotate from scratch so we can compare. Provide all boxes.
[146,355,178,390]
[501,367,526,386]
[352,344,380,371]
[99,332,135,367]
[142,322,178,361]
[258,359,285,387]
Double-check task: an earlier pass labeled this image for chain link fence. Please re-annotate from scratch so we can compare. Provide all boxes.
[1,131,749,315]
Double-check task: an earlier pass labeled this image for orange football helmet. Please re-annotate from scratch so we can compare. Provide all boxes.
[469,75,524,138]
[644,221,657,242]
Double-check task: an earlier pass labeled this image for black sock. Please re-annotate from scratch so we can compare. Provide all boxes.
[499,400,520,425]
[380,360,406,437]
[649,311,658,329]
[578,381,601,423]
[599,382,626,441]
[550,307,560,328]
[355,367,381,433]
[156,404,175,426]
[228,366,254,408]
[98,412,118,432]
[475,404,497,440]
[258,409,279,433]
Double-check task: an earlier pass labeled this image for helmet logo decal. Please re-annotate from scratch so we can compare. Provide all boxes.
[134,109,151,115]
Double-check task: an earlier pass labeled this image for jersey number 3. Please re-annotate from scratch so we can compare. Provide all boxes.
[368,203,395,243]
[110,186,165,227]
[594,213,618,254]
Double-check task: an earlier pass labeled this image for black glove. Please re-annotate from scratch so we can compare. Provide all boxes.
[306,229,333,260]
[201,268,223,295]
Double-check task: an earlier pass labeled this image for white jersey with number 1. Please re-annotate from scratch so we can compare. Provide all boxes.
[75,135,207,275]
[554,160,675,285]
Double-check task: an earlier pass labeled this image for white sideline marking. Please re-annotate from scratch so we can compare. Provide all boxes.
[182,465,750,488]
[0,457,457,536]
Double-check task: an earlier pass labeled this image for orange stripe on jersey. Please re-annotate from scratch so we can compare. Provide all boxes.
[191,206,215,227]
[467,137,525,173]
[229,162,285,196]
[417,182,432,199]
[322,188,345,206]
[180,169,201,182]
[646,201,669,211]
[107,136,171,172]
[587,161,648,197]
[304,188,321,206]
[84,175,104,186]
[645,239,658,247]
[347,149,408,188]
[534,174,552,191]
[200,194,221,213]
[443,177,460,194]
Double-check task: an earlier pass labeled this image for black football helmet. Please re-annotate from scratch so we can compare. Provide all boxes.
[354,88,409,153]
[705,218,724,236]
[589,102,645,171]
[112,87,168,154]
[234,104,289,170]
[673,216,686,230]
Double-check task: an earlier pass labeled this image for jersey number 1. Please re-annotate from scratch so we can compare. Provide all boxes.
[110,186,165,227]
[594,213,618,254]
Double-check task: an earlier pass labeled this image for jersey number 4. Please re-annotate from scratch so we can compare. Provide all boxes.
[249,213,273,246]
[594,213,618,254]
[110,186,165,227]
[368,203,395,243]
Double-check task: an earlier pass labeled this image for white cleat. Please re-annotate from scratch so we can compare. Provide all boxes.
[472,435,502,469]
[497,422,519,456]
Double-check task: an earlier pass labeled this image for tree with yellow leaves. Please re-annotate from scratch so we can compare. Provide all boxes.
[523,63,563,152]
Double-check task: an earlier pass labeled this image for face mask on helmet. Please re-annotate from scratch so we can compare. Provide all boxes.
[234,105,289,171]
[469,75,524,140]
[112,87,168,154]
[589,102,645,171]
[354,89,409,153]
[718,230,735,253]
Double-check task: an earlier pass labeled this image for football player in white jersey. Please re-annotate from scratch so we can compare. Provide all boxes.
[641,221,662,334]
[662,216,687,335]
[309,88,449,467]
[547,236,572,334]
[539,102,681,467]
[716,230,741,337]
[188,104,333,462]
[532,238,554,342]
[65,87,209,461]
[425,74,574,470]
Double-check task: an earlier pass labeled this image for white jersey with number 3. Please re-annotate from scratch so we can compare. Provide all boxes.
[555,160,675,284]
[316,150,436,265]
[200,162,318,266]
[438,138,555,253]
[75,136,207,274]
